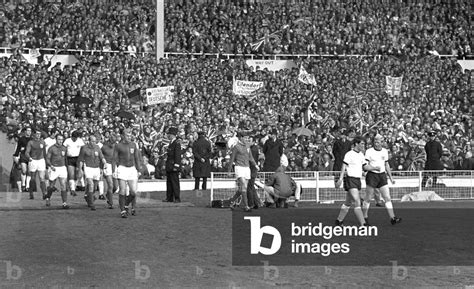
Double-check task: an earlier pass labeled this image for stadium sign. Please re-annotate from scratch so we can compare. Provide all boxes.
[246,60,297,72]
[146,86,174,105]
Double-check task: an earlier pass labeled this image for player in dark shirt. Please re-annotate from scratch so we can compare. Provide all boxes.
[25,129,47,200]
[78,134,106,211]
[45,134,69,208]
[113,129,142,218]
[13,126,32,191]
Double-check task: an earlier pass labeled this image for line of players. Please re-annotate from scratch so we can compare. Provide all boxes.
[13,127,141,218]
[227,130,402,226]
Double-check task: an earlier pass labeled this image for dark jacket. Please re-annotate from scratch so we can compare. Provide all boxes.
[265,166,297,198]
[166,138,182,173]
[424,139,443,170]
[332,138,352,172]
[192,136,212,178]
[263,138,283,172]
[250,144,260,178]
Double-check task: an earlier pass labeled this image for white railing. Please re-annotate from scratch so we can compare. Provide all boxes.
[210,170,474,205]
[1,47,470,60]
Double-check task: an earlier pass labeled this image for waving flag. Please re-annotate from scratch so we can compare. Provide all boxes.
[249,30,282,52]
[385,76,403,97]
[302,94,318,126]
[298,66,316,86]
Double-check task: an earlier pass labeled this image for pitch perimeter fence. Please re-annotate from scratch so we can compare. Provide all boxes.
[210,170,474,205]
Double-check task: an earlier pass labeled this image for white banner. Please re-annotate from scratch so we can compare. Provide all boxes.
[457,60,474,72]
[232,80,264,96]
[298,66,316,86]
[385,76,403,97]
[246,60,297,72]
[29,49,41,58]
[146,86,174,105]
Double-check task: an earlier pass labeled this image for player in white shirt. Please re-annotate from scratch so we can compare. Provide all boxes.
[63,131,85,196]
[335,136,380,226]
[364,135,401,225]
[44,129,58,153]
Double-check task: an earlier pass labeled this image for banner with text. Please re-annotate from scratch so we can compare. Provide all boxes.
[385,76,403,97]
[233,80,264,96]
[146,86,174,105]
[246,60,297,72]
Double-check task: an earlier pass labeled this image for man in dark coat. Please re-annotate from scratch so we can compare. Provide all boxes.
[332,127,354,172]
[422,131,443,187]
[247,135,262,209]
[332,127,354,186]
[262,128,283,172]
[192,131,212,190]
[164,127,181,203]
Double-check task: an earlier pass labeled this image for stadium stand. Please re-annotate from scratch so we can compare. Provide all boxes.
[0,0,473,180]
[0,0,472,56]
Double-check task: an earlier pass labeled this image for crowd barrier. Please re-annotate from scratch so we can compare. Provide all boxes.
[210,170,474,205]
[1,47,471,60]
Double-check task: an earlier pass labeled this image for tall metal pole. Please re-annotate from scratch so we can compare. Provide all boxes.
[156,0,164,61]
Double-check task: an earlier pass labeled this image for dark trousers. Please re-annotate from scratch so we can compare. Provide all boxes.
[166,172,180,201]
[247,177,261,208]
[194,177,207,190]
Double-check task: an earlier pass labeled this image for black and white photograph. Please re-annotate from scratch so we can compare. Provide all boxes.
[0,0,473,287]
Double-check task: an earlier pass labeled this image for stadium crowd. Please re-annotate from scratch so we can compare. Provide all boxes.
[0,0,472,185]
[0,0,472,56]
[1,51,472,179]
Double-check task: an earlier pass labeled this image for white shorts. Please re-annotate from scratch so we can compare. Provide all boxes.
[49,166,67,181]
[29,159,46,172]
[84,166,101,181]
[235,166,251,180]
[117,166,138,181]
[103,163,113,176]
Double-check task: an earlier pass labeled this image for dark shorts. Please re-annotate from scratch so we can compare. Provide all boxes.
[343,176,361,191]
[366,172,388,189]
[67,157,78,167]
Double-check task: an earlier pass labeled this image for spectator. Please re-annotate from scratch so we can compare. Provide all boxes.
[192,131,212,190]
[441,150,454,170]
[262,128,284,172]
[139,155,155,179]
[422,131,443,187]
[2,1,471,56]
[318,153,334,172]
